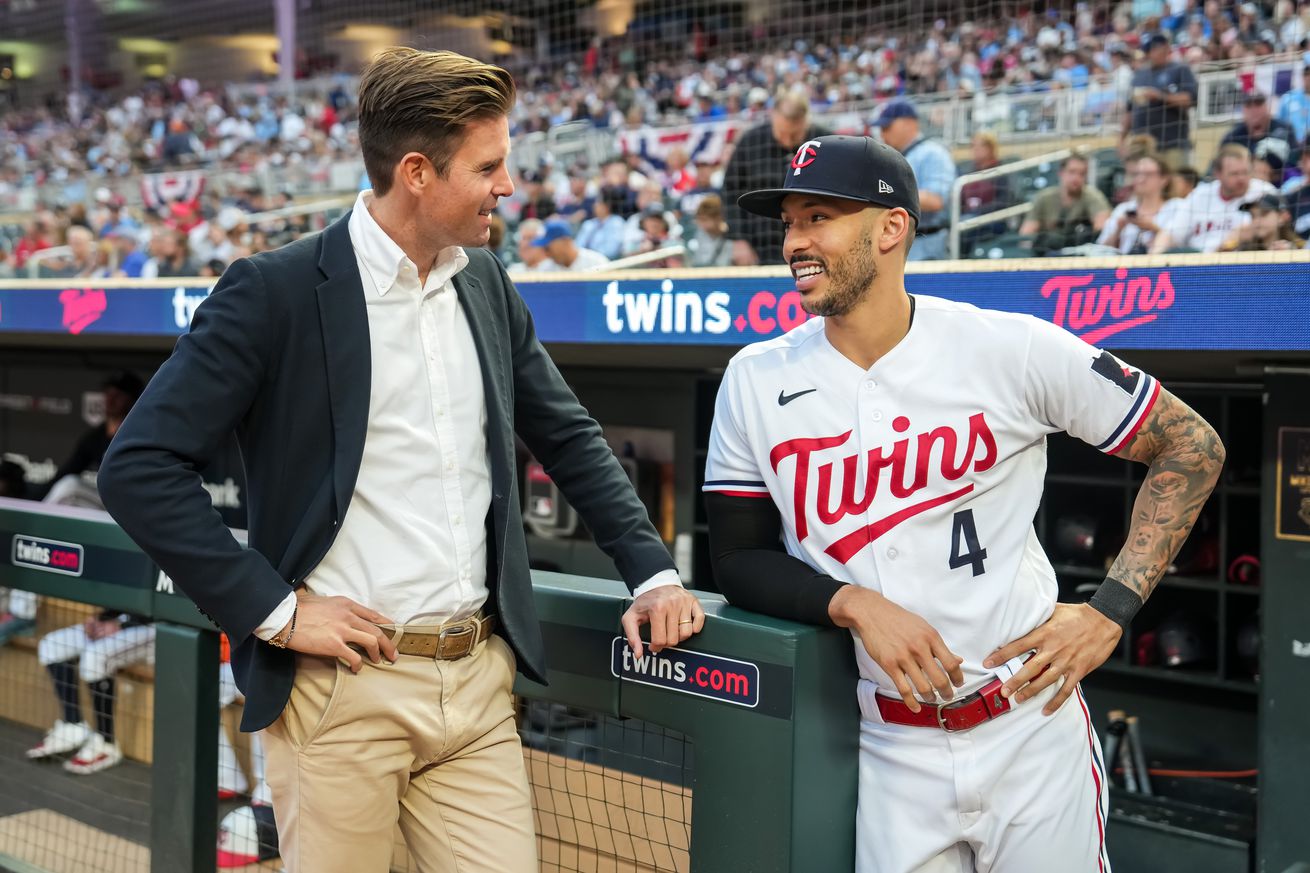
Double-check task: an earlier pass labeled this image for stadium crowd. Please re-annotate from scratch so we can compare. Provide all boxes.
[4,0,1310,278]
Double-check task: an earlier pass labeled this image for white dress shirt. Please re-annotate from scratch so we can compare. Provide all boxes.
[256,192,677,638]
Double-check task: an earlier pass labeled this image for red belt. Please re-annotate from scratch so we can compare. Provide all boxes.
[876,676,1012,733]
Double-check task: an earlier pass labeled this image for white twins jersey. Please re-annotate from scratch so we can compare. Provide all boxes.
[1166,178,1276,252]
[704,294,1159,696]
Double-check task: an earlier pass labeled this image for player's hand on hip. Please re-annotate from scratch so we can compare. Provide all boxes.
[283,591,399,673]
[829,586,965,713]
[983,603,1122,716]
[621,586,706,660]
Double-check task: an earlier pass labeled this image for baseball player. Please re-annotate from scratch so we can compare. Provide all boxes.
[703,135,1225,872]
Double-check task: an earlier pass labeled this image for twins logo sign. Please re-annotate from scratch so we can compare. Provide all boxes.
[610,637,759,708]
[12,535,84,577]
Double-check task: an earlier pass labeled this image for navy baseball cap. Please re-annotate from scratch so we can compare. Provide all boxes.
[737,135,921,225]
[875,99,918,127]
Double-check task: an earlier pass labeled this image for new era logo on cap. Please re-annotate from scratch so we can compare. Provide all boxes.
[879,180,894,194]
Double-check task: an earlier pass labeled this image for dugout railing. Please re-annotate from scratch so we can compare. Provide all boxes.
[0,497,860,873]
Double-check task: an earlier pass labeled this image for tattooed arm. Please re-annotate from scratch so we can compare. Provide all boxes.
[984,388,1225,714]
[1104,388,1226,599]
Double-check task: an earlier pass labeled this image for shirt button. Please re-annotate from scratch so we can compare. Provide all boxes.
[865,380,877,390]
[887,547,899,560]
[871,410,884,422]
[445,461,455,472]
[454,516,463,526]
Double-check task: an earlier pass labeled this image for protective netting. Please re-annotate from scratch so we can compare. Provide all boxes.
[1,1,1309,272]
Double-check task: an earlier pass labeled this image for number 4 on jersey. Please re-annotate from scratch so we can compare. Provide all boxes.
[949,509,988,576]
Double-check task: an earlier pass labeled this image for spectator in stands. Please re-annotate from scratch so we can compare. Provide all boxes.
[43,371,144,509]
[659,148,697,196]
[40,225,99,279]
[599,158,638,217]
[96,198,139,240]
[1152,143,1277,251]
[199,258,228,278]
[507,219,558,274]
[108,226,149,278]
[0,243,13,280]
[574,190,628,260]
[12,215,55,270]
[142,228,197,278]
[1114,133,1161,202]
[1276,54,1310,144]
[1221,91,1299,184]
[535,218,611,271]
[190,206,245,267]
[1122,33,1199,170]
[518,170,558,222]
[959,130,1007,215]
[876,100,957,261]
[1281,145,1310,238]
[25,610,155,774]
[161,118,203,163]
[629,206,684,268]
[1098,153,1182,254]
[688,195,734,267]
[555,165,596,223]
[1019,152,1112,252]
[678,158,723,216]
[722,88,829,265]
[1222,191,1306,249]
[1173,164,1201,198]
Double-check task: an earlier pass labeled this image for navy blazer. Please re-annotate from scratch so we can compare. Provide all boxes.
[98,213,675,731]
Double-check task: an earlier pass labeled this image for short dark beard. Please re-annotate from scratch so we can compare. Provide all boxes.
[800,228,878,318]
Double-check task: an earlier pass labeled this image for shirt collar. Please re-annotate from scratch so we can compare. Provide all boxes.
[350,190,469,297]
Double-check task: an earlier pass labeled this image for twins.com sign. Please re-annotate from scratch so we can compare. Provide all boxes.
[610,637,760,708]
[12,535,84,577]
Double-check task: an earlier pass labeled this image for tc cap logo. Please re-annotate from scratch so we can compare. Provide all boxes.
[792,140,823,176]
[878,179,895,194]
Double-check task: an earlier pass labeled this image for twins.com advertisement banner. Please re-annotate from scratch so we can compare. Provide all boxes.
[1,258,1308,351]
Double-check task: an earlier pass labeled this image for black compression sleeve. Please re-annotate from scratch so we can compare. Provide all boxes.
[705,491,847,626]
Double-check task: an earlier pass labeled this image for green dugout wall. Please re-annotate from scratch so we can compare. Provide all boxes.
[0,498,860,873]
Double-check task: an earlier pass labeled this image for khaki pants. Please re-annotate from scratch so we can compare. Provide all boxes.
[264,635,536,873]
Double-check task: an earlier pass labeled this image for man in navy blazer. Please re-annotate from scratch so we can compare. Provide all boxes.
[98,47,705,872]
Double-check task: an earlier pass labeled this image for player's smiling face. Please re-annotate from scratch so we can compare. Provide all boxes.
[780,193,879,318]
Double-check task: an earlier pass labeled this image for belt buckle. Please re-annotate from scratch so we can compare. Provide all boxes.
[933,696,972,732]
[437,618,478,659]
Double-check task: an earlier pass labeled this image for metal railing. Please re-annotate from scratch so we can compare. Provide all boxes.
[948,148,1077,260]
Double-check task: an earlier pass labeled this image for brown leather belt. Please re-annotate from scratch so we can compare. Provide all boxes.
[380,612,497,660]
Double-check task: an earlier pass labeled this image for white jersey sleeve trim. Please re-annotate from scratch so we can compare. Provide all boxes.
[702,478,771,497]
[1095,374,1161,455]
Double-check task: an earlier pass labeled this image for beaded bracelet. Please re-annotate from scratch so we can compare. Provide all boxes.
[269,606,297,649]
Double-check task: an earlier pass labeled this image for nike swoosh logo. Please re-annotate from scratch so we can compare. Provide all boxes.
[778,388,818,406]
